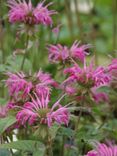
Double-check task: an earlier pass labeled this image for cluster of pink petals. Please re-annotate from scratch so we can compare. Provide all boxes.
[108,59,117,73]
[8,0,56,25]
[6,72,32,99]
[16,93,69,127]
[35,70,58,88]
[0,105,8,118]
[108,59,117,81]
[48,41,91,64]
[86,143,117,156]
[64,61,110,88]
[6,70,57,101]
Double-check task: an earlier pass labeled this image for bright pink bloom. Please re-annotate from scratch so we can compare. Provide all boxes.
[64,60,110,88]
[8,0,56,25]
[48,41,91,63]
[0,105,8,118]
[16,93,69,127]
[86,143,117,156]
[6,72,32,99]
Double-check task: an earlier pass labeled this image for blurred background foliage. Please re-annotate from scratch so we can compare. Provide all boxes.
[0,0,117,74]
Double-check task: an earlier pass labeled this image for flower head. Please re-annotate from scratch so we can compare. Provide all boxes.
[6,72,32,99]
[48,41,91,64]
[86,143,117,156]
[35,70,58,96]
[16,93,69,127]
[8,0,56,25]
[48,44,69,63]
[64,60,110,88]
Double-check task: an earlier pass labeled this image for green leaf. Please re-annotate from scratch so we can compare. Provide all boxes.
[0,149,11,156]
[0,116,16,135]
[1,140,45,155]
[33,150,45,156]
[0,98,7,106]
[49,124,59,140]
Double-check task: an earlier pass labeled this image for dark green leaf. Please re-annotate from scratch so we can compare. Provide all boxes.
[0,116,16,135]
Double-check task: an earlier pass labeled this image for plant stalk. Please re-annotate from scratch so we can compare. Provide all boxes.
[20,33,29,70]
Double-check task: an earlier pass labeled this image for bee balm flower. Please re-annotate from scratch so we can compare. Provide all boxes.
[86,143,117,156]
[48,41,91,64]
[6,72,32,99]
[16,93,69,127]
[64,60,110,88]
[8,0,56,26]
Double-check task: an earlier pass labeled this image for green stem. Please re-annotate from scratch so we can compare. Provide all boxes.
[45,130,53,156]
[74,93,86,145]
[60,136,65,156]
[20,33,29,70]
[64,0,74,39]
[112,0,117,57]
[74,0,84,41]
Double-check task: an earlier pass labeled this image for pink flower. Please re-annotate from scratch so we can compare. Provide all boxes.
[108,59,117,73]
[91,87,109,103]
[8,0,56,25]
[47,41,91,64]
[86,143,117,156]
[6,72,32,99]
[70,41,91,63]
[48,44,69,63]
[35,70,57,87]
[52,24,62,36]
[0,105,8,118]
[35,69,58,95]
[64,60,110,88]
[16,93,69,127]
[107,59,117,88]
[108,59,117,81]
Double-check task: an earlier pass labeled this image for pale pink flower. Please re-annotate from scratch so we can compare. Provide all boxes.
[52,24,62,36]
[47,44,69,63]
[64,60,110,88]
[6,72,32,99]
[86,143,117,156]
[16,93,69,127]
[60,76,77,95]
[8,0,56,25]
[0,105,8,118]
[47,41,91,64]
